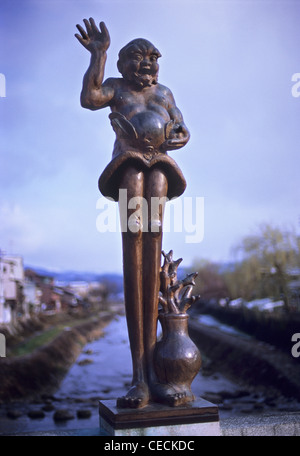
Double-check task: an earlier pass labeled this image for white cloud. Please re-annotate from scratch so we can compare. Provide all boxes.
[0,202,44,255]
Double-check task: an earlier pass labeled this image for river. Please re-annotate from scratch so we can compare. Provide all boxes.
[0,314,298,435]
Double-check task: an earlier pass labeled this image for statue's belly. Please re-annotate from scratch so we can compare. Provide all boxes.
[130,111,166,148]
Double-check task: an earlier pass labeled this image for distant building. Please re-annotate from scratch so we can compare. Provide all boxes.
[66,281,90,299]
[23,274,42,314]
[24,269,85,313]
[87,281,108,309]
[0,255,25,323]
[25,269,60,313]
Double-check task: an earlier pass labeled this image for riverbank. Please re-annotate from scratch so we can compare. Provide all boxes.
[1,310,300,435]
[189,317,300,402]
[0,310,115,402]
[0,314,300,435]
[0,314,247,435]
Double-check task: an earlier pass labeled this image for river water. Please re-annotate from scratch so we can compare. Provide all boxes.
[0,313,298,435]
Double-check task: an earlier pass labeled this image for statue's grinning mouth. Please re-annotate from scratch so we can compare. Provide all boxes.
[139,68,152,74]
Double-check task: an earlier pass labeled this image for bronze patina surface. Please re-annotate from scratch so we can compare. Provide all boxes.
[76,18,200,409]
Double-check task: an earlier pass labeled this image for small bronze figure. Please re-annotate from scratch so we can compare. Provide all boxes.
[76,18,197,408]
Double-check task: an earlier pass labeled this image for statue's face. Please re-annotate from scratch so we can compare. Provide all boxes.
[118,40,161,88]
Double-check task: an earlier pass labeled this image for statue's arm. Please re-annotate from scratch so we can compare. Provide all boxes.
[162,87,190,151]
[167,105,190,149]
[75,19,114,110]
[80,54,115,110]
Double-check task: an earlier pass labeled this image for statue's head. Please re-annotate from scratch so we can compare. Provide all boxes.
[117,38,161,87]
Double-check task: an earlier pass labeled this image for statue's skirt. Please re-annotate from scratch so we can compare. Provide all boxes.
[98,150,186,202]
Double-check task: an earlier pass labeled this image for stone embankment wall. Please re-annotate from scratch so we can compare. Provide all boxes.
[189,319,300,400]
[0,313,113,401]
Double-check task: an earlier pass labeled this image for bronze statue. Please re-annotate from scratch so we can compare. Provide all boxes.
[76,18,200,409]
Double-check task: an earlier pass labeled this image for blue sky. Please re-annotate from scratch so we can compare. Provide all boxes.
[0,0,299,274]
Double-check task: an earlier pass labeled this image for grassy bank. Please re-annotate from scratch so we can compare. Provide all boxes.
[7,313,107,357]
[0,311,115,402]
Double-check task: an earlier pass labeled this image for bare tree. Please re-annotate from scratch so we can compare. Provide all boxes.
[228,223,300,311]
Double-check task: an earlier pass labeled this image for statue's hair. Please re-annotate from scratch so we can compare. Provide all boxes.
[117,38,161,76]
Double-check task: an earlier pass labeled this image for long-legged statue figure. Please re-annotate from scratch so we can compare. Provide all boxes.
[76,18,190,408]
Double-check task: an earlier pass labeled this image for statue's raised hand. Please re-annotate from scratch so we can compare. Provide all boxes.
[75,18,110,53]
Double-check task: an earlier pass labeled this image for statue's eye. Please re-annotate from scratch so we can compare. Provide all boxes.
[150,55,158,62]
[132,53,143,61]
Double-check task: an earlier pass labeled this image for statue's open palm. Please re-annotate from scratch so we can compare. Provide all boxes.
[75,18,110,53]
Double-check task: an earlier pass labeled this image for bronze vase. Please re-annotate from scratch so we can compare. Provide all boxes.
[154,313,201,401]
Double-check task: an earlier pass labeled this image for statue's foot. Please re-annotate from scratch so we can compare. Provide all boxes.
[150,382,193,407]
[117,382,149,409]
[177,385,195,403]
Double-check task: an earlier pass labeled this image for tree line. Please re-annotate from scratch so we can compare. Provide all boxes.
[189,223,300,313]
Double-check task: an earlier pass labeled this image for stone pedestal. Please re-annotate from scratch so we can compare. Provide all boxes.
[99,398,220,436]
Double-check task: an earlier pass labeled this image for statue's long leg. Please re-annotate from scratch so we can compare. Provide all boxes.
[117,166,149,408]
[143,168,168,389]
[143,169,190,406]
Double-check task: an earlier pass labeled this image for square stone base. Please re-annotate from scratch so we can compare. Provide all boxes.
[99,398,220,436]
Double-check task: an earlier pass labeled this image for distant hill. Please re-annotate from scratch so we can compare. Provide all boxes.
[25,265,124,293]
